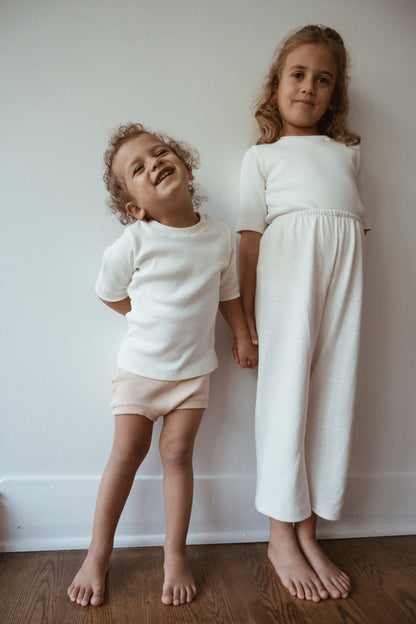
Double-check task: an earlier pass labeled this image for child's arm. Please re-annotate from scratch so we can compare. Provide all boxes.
[239,230,262,345]
[219,298,258,368]
[99,296,131,315]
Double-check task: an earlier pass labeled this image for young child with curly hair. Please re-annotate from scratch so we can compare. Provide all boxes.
[68,123,257,608]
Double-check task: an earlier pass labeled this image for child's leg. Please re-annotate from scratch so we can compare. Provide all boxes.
[295,513,351,599]
[67,414,154,607]
[297,221,362,599]
[268,517,329,602]
[159,408,204,606]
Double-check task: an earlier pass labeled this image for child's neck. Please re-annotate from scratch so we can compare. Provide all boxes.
[162,210,200,228]
[151,203,200,228]
[281,128,322,137]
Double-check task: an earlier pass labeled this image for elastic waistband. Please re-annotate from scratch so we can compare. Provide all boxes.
[271,209,363,224]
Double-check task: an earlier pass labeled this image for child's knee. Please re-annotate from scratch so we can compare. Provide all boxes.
[159,438,193,467]
[111,438,150,469]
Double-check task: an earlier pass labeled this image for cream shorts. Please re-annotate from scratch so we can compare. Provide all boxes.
[111,368,210,421]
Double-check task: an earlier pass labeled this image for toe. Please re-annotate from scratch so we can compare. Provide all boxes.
[76,587,85,604]
[186,584,196,603]
[308,581,322,603]
[337,581,351,598]
[179,587,186,605]
[67,584,77,602]
[81,589,93,607]
[325,580,342,599]
[294,581,305,600]
[161,589,173,605]
[315,578,329,600]
[286,580,298,597]
[90,590,104,606]
[173,586,181,606]
[311,591,321,603]
[303,583,313,601]
[339,574,351,596]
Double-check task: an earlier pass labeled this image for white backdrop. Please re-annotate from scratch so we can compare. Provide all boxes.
[1,0,415,551]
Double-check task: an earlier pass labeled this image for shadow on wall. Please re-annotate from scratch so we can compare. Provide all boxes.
[350,88,416,475]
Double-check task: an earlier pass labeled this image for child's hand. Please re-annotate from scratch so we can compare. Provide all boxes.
[218,297,258,368]
[232,334,258,369]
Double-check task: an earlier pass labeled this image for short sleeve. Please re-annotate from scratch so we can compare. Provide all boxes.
[95,229,136,301]
[219,231,240,302]
[237,147,268,234]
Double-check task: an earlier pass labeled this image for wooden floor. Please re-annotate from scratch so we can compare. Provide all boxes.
[0,536,415,624]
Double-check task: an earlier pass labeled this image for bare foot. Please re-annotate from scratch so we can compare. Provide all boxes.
[268,537,329,602]
[67,549,110,607]
[298,536,351,599]
[162,550,197,606]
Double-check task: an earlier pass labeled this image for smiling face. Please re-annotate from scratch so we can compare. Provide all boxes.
[276,43,337,136]
[111,133,195,225]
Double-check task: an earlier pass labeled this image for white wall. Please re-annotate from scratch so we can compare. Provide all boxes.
[1,0,415,552]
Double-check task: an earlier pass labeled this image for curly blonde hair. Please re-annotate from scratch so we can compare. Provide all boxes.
[254,25,360,146]
[103,123,205,225]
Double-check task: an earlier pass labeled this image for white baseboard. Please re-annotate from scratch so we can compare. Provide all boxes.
[1,473,415,552]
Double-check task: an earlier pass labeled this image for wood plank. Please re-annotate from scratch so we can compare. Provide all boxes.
[0,537,415,624]
[0,551,60,624]
[314,537,416,624]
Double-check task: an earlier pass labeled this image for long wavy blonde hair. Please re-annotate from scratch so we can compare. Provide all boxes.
[254,25,360,146]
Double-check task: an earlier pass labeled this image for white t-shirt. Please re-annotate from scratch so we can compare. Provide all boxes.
[237,135,367,233]
[95,213,240,380]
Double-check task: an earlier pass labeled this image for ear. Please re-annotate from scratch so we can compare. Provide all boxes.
[126,201,147,221]
[187,166,194,182]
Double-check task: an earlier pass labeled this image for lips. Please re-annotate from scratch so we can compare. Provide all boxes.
[295,99,313,106]
[155,167,174,185]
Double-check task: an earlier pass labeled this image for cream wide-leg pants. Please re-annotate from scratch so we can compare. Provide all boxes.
[254,211,364,522]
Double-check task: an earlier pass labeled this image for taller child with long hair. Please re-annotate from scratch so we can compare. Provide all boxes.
[238,25,369,602]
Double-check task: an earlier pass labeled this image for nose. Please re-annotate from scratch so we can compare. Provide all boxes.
[302,79,315,95]
[151,155,161,170]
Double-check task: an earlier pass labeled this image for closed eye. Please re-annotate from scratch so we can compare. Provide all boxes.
[133,164,144,175]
